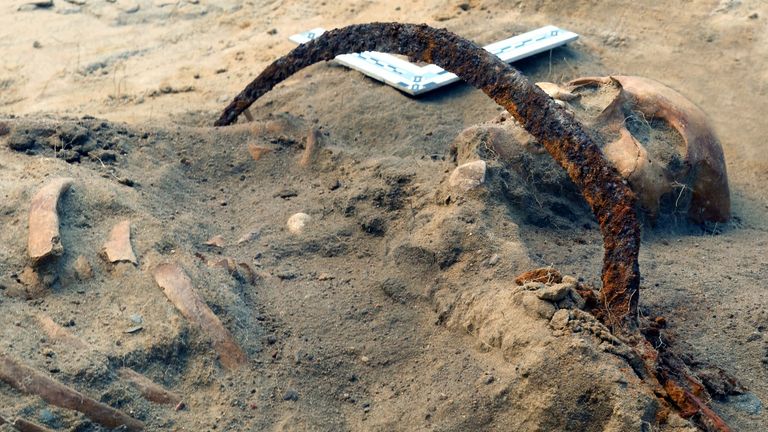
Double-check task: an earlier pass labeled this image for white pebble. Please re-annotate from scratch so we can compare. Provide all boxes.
[449,160,486,191]
[287,212,311,234]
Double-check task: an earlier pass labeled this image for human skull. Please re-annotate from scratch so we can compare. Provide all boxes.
[539,76,730,223]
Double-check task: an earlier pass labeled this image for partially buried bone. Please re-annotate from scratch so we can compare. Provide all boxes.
[203,234,225,248]
[152,263,246,370]
[299,127,322,168]
[117,368,182,405]
[12,418,56,432]
[0,353,144,431]
[36,313,89,350]
[0,417,52,432]
[36,313,180,407]
[102,220,138,264]
[28,178,73,264]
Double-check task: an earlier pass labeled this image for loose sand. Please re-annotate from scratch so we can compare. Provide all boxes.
[0,0,766,430]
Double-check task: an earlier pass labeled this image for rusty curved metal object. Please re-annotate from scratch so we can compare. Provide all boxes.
[213,22,641,332]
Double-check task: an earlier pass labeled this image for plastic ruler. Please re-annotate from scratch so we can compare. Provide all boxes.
[289,25,578,95]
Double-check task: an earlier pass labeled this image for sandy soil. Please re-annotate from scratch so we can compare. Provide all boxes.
[1,0,767,431]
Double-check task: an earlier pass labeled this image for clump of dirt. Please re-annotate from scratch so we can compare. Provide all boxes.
[4,118,135,166]
[434,279,682,431]
[449,110,592,229]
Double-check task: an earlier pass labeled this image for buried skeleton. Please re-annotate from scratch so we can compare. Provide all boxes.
[217,22,736,431]
[0,20,750,432]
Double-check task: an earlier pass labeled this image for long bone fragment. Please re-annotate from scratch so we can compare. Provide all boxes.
[0,353,144,431]
[28,178,73,264]
[0,414,54,432]
[11,418,56,432]
[152,263,247,370]
[36,313,180,407]
[214,23,640,332]
[299,127,322,168]
[102,220,138,264]
[36,314,89,350]
[117,368,182,405]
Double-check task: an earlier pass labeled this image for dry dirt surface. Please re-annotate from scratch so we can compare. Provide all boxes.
[1,0,767,431]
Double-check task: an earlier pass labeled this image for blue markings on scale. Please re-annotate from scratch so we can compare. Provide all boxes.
[288,25,579,96]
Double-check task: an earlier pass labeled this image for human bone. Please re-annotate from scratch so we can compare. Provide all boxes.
[563,75,730,222]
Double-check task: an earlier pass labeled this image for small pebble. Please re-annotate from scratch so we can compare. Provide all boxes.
[287,213,311,234]
[38,408,55,424]
[73,255,93,280]
[448,160,486,192]
[282,389,299,401]
[327,179,341,190]
[536,283,570,301]
[237,228,260,244]
[119,1,140,13]
[124,325,143,334]
[204,235,225,248]
[730,393,762,415]
[17,0,53,11]
[275,270,297,280]
[550,309,571,330]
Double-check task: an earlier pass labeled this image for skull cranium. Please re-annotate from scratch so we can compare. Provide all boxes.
[541,76,730,223]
